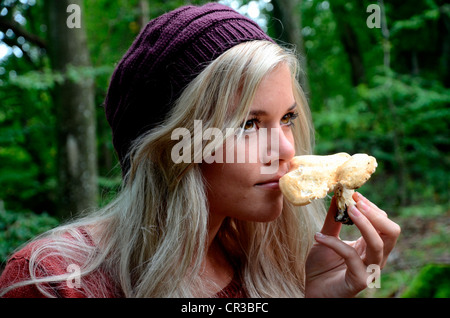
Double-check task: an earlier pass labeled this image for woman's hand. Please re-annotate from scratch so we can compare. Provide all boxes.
[305,192,401,298]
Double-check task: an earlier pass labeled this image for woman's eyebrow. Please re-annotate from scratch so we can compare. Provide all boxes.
[248,102,297,117]
[287,102,297,111]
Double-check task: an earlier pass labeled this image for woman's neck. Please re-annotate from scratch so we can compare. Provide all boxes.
[200,214,234,296]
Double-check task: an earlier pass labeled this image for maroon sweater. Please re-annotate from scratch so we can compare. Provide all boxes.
[0,231,246,298]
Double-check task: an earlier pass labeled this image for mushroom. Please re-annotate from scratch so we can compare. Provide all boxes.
[279,153,378,225]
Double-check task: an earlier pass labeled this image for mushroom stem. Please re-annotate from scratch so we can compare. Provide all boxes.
[334,184,355,225]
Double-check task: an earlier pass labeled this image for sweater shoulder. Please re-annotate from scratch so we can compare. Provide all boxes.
[0,229,119,298]
[0,238,59,298]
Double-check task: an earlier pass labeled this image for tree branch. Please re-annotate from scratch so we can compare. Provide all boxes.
[0,35,37,66]
[0,17,46,49]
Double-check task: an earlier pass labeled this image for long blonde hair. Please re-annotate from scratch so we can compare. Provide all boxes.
[1,40,326,298]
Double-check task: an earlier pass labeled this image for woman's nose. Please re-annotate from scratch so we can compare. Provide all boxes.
[259,127,295,173]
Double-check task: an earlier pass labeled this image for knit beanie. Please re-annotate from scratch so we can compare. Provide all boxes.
[104,2,274,173]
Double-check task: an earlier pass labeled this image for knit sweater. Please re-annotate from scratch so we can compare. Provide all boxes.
[0,230,246,298]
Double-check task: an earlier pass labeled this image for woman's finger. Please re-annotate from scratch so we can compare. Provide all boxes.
[356,200,401,239]
[320,195,342,237]
[347,205,384,266]
[353,194,401,267]
[314,233,369,294]
[353,192,387,217]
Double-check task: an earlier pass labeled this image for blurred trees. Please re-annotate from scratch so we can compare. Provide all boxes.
[0,0,448,221]
[272,0,310,94]
[46,0,98,218]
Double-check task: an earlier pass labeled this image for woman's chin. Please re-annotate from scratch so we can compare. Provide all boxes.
[238,199,284,223]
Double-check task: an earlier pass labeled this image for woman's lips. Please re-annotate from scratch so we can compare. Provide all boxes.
[255,172,286,190]
[255,180,280,190]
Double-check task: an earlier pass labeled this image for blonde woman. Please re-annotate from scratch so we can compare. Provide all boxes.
[0,3,400,298]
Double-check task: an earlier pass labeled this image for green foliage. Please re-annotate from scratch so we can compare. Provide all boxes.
[0,208,59,264]
[356,72,449,207]
[98,176,122,207]
[401,264,450,298]
[398,204,448,218]
[0,74,57,213]
[8,65,114,90]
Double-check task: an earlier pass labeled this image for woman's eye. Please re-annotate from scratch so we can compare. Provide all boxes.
[243,119,258,131]
[281,112,299,126]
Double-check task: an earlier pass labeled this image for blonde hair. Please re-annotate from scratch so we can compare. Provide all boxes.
[1,40,326,298]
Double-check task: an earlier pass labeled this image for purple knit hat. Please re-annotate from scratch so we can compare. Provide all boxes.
[104,2,273,173]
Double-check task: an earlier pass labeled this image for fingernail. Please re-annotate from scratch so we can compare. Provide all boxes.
[348,205,360,217]
[315,232,327,240]
[357,200,369,213]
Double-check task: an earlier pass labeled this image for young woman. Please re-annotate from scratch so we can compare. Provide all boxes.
[0,3,400,298]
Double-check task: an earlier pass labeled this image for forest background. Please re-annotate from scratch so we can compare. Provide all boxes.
[0,0,448,297]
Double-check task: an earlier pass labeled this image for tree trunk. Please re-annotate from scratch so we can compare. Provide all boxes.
[46,0,98,219]
[272,0,311,98]
[339,23,366,86]
[137,0,150,30]
[379,0,408,206]
[329,2,366,86]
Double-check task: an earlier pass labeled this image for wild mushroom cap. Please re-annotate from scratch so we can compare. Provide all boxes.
[280,153,377,210]
[279,153,350,206]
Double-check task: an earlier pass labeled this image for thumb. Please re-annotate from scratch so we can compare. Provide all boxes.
[320,195,342,237]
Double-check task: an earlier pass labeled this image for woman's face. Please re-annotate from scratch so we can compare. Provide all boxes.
[201,63,297,223]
